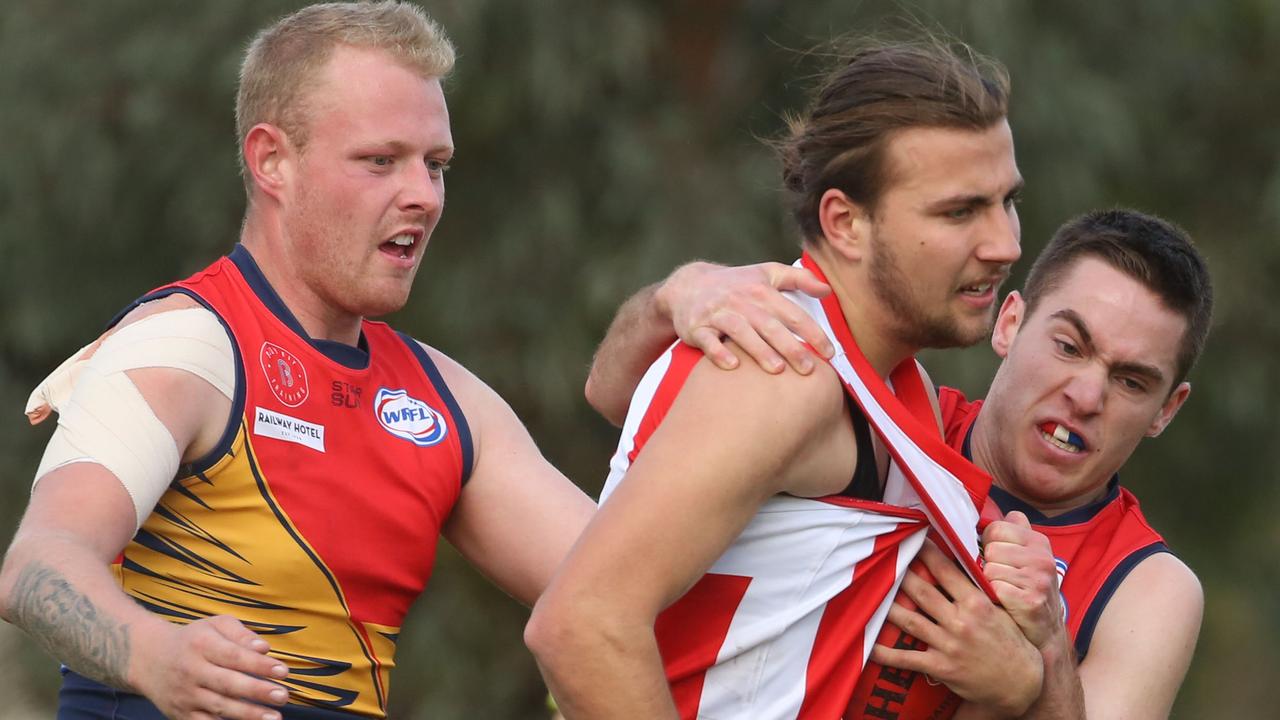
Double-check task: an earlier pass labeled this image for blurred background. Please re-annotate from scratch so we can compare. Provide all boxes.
[1,0,1276,717]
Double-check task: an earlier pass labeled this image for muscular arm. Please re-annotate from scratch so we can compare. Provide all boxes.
[527,349,853,718]
[428,346,596,607]
[0,299,288,720]
[1066,552,1202,720]
[585,261,832,425]
[3,466,146,690]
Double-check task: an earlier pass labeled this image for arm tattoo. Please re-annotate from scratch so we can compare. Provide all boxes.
[9,561,131,689]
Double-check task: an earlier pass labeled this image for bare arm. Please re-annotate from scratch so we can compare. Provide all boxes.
[3,466,153,691]
[585,261,833,425]
[0,300,289,720]
[1,467,289,720]
[428,346,596,607]
[1069,553,1202,720]
[527,351,851,718]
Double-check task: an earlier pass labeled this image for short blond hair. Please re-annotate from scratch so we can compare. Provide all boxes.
[235,1,455,193]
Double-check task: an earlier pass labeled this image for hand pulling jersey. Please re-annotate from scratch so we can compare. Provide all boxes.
[96,246,472,718]
[940,389,1170,661]
[600,254,993,720]
[846,388,1170,720]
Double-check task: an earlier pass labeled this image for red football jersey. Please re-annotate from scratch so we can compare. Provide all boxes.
[111,245,471,717]
[846,388,1169,719]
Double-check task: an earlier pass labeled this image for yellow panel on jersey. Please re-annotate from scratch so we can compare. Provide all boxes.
[121,427,385,711]
[112,246,472,717]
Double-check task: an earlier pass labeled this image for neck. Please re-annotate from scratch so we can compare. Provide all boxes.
[240,212,363,346]
[806,244,916,378]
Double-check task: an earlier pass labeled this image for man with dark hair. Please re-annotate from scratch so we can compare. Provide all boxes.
[590,209,1210,719]
[527,38,1033,719]
[857,208,1208,719]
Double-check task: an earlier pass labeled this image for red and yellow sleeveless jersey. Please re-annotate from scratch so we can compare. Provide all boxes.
[111,245,472,718]
[601,254,993,719]
[847,388,1169,719]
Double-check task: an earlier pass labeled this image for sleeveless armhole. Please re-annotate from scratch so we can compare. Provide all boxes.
[108,288,245,480]
[397,333,474,486]
[837,393,883,501]
[1073,541,1170,660]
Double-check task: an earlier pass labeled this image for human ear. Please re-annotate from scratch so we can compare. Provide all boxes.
[243,123,292,201]
[817,189,872,262]
[1147,381,1190,437]
[990,291,1026,358]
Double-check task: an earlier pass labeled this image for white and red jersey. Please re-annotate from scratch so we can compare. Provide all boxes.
[599,254,993,719]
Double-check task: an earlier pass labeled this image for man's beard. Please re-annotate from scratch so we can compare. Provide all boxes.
[866,228,993,350]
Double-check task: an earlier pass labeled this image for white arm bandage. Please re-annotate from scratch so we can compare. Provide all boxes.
[29,306,235,530]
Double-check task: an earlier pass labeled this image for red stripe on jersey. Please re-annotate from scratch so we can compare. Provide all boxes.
[657,572,753,718]
[816,494,930,521]
[798,525,919,719]
[801,253,995,600]
[351,622,387,703]
[626,342,703,465]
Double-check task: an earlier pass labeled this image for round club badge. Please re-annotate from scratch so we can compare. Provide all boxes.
[260,341,309,407]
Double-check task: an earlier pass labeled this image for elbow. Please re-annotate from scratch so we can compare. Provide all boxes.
[526,590,609,681]
[584,372,626,428]
[525,595,569,672]
[0,550,24,624]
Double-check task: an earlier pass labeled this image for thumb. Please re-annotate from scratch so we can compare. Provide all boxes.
[210,615,270,653]
[771,266,831,298]
[1005,510,1032,528]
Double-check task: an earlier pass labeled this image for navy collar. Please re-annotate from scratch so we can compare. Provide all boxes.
[963,416,1120,526]
[229,244,371,370]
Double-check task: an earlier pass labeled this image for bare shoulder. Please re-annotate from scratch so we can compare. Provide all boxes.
[413,340,503,413]
[1077,552,1203,717]
[1091,551,1203,644]
[669,342,854,496]
[692,341,846,420]
[1114,551,1203,615]
[411,340,520,463]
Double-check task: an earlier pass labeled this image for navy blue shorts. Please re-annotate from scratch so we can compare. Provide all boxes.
[57,667,359,719]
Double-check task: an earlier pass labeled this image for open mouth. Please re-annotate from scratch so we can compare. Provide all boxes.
[1038,421,1086,453]
[959,282,993,297]
[381,232,418,260]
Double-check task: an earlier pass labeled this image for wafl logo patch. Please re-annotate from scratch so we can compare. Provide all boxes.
[260,342,309,407]
[375,387,448,447]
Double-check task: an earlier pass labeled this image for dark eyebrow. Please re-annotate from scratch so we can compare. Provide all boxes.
[1049,309,1094,350]
[926,178,1025,212]
[1048,309,1166,384]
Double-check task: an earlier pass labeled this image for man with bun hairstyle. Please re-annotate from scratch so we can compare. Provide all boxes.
[591,209,1209,719]
[527,36,1039,719]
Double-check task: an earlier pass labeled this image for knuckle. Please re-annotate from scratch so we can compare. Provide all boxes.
[716,312,749,334]
[896,612,919,636]
[745,284,771,302]
[688,327,718,347]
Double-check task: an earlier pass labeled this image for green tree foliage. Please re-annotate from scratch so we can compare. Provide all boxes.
[1,1,1275,716]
